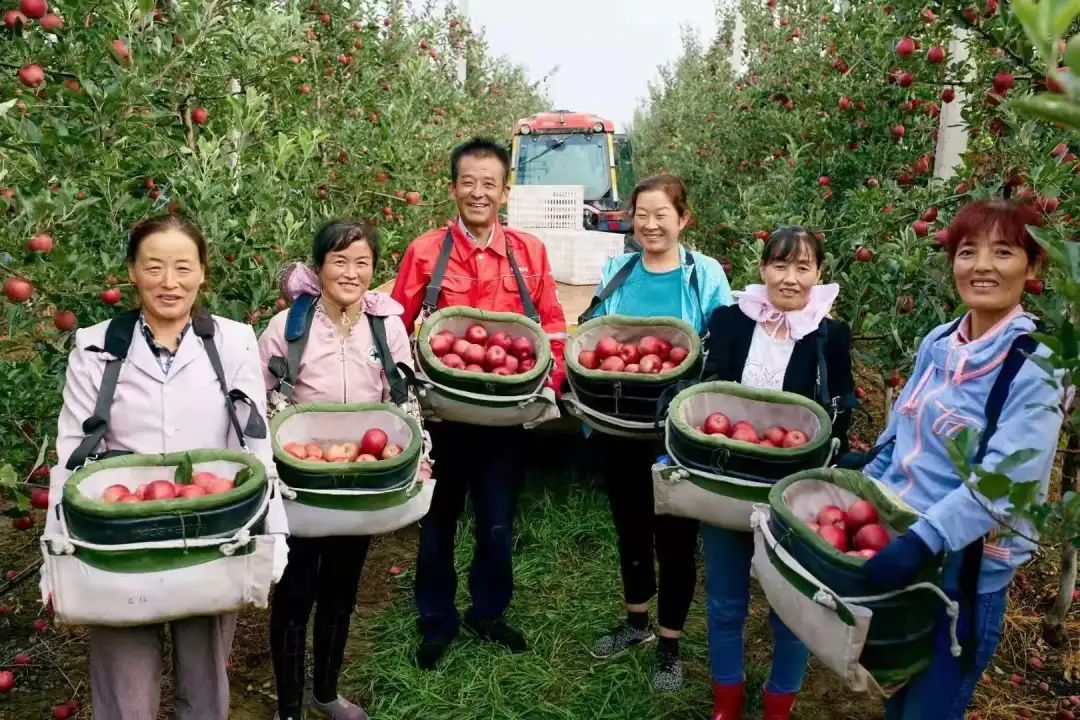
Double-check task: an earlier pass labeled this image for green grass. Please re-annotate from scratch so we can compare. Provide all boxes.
[334,461,873,720]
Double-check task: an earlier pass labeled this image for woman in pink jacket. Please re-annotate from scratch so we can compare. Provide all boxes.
[258,220,414,720]
[50,214,287,720]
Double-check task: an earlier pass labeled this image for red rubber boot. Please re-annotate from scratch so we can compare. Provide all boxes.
[761,688,797,720]
[711,681,744,720]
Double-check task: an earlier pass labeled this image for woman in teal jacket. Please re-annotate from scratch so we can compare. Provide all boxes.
[586,174,732,693]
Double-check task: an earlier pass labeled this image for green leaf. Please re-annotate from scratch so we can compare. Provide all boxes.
[1008,480,1043,511]
[1012,94,1080,132]
[995,448,1041,476]
[174,454,193,485]
[31,436,48,478]
[0,464,16,489]
[1014,0,1052,60]
[234,467,252,487]
[1050,0,1080,37]
[974,468,1012,501]
[0,99,16,118]
[947,428,978,475]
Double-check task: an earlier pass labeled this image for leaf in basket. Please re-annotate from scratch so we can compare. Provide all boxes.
[233,467,252,487]
[972,468,1011,501]
[175,454,193,485]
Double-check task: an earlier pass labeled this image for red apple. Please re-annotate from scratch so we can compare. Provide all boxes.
[782,430,809,448]
[846,500,880,530]
[0,670,14,693]
[595,336,620,360]
[102,484,130,503]
[600,356,625,372]
[638,336,662,357]
[451,338,471,357]
[30,489,48,509]
[134,484,148,500]
[759,439,778,447]
[503,354,519,373]
[361,428,388,457]
[4,278,32,302]
[764,426,787,445]
[493,366,515,376]
[463,343,486,366]
[855,247,873,263]
[441,352,465,369]
[520,357,536,373]
[668,346,689,365]
[638,354,662,374]
[731,421,759,444]
[305,443,324,460]
[429,334,452,357]
[854,523,890,552]
[993,71,1014,94]
[53,310,76,332]
[178,485,207,498]
[356,453,378,462]
[144,480,176,500]
[817,505,847,528]
[464,364,484,372]
[17,63,45,87]
[926,45,945,64]
[4,10,27,29]
[655,339,672,360]
[703,412,732,436]
[192,471,217,488]
[818,524,849,552]
[39,12,61,31]
[190,107,208,125]
[20,0,47,18]
[660,361,676,371]
[618,343,640,364]
[325,443,356,463]
[484,345,507,370]
[464,324,488,345]
[207,478,234,494]
[487,331,512,351]
[624,364,640,373]
[100,288,121,305]
[941,87,956,103]
[28,233,53,253]
[283,441,308,459]
[895,36,915,57]
[510,336,534,359]
[577,350,599,369]
[381,444,402,460]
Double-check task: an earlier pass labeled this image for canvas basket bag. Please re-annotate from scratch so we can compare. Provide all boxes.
[414,306,559,428]
[271,402,433,536]
[750,468,959,697]
[563,314,703,438]
[40,450,284,627]
[653,381,838,531]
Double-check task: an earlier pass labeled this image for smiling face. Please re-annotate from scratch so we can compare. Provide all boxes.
[449,153,508,231]
[759,239,822,312]
[953,225,1034,318]
[127,228,205,323]
[632,189,689,255]
[319,239,373,308]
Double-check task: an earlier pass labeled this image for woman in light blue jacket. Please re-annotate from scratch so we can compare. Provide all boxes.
[862,200,1065,720]
[585,174,732,694]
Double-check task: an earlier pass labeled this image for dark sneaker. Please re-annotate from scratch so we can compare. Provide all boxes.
[416,630,457,670]
[650,647,684,693]
[462,617,528,653]
[589,621,656,659]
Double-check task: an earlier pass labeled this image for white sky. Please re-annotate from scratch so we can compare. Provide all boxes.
[453,0,720,131]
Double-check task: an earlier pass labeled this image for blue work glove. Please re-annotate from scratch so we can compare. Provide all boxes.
[863,529,935,591]
[656,454,672,466]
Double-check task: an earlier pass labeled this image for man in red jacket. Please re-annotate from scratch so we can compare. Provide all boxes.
[392,137,567,670]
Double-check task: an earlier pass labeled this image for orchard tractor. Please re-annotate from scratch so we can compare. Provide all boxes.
[509,111,635,233]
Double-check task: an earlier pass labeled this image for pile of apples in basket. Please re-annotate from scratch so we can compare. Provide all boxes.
[807,500,890,559]
[99,471,236,503]
[429,324,537,375]
[693,412,810,449]
[577,335,690,374]
[282,428,402,463]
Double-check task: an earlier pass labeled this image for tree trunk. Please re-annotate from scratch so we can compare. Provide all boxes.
[1043,430,1078,647]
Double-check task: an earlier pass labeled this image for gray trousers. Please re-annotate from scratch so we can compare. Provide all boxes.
[88,613,236,720]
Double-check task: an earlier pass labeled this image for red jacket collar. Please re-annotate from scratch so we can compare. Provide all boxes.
[451,219,507,258]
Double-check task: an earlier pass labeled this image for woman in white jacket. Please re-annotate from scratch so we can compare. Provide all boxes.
[48,214,286,720]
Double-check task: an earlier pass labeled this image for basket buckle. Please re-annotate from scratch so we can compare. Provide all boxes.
[710,446,730,473]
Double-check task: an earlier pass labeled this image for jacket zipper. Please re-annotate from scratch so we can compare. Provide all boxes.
[339,335,348,403]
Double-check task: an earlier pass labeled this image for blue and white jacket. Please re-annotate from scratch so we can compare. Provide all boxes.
[591,247,733,334]
[865,307,1065,593]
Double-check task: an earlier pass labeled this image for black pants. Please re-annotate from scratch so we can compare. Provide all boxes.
[593,433,699,631]
[415,422,526,639]
[269,534,371,716]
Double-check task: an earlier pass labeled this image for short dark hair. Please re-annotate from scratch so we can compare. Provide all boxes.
[944,199,1044,266]
[312,219,379,269]
[628,174,690,218]
[761,226,824,268]
[450,137,510,184]
[127,214,208,266]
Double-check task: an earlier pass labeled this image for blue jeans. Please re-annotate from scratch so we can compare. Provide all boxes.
[414,423,525,640]
[702,523,809,693]
[884,586,1008,720]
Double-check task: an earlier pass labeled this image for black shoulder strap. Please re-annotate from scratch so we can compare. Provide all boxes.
[422,227,456,317]
[192,310,266,447]
[267,293,318,401]
[66,310,140,471]
[814,320,831,409]
[578,253,641,325]
[367,314,411,406]
[504,240,541,322]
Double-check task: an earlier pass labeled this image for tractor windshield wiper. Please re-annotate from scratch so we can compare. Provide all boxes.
[518,137,568,168]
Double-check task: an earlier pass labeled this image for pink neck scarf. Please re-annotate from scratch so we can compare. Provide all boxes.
[278,262,403,317]
[733,283,839,341]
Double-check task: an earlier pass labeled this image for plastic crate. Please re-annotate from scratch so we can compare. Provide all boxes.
[533,229,625,285]
[508,185,584,230]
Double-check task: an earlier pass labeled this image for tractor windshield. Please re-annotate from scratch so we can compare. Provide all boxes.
[515,132,612,202]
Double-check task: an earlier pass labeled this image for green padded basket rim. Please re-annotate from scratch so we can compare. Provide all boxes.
[417,306,552,385]
[668,381,833,458]
[72,539,257,573]
[566,314,702,383]
[288,482,421,511]
[271,401,422,472]
[768,468,920,570]
[63,450,265,519]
